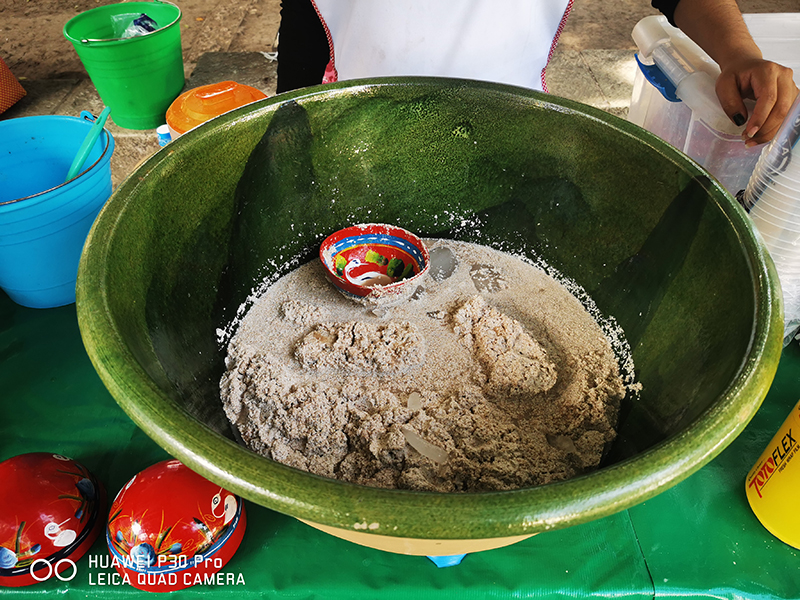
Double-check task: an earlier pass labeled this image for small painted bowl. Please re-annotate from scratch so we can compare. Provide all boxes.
[0,453,106,587]
[106,459,246,592]
[319,223,430,303]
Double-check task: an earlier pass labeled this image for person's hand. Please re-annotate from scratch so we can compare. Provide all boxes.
[670,0,798,147]
[715,56,798,147]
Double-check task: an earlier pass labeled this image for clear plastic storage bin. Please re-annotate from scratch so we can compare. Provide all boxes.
[629,14,800,195]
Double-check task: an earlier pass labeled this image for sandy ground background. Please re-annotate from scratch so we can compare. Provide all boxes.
[2,0,796,80]
[1,0,796,186]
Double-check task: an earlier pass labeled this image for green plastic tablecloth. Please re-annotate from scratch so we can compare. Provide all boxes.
[1,292,798,598]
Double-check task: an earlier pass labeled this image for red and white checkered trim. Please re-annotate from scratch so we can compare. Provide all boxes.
[540,0,574,94]
[311,0,339,83]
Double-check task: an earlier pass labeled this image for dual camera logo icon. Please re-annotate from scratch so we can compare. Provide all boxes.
[29,559,77,583]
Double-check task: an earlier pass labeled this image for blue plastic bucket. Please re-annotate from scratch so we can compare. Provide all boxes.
[0,112,114,308]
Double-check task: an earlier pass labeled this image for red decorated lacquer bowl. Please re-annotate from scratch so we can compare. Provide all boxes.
[106,459,246,592]
[319,223,430,302]
[0,453,106,587]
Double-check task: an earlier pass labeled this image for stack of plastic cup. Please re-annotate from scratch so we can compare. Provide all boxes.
[742,94,800,345]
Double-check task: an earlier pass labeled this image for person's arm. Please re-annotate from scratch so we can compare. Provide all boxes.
[670,0,797,146]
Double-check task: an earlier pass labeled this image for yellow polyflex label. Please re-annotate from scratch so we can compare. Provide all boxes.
[745,398,800,549]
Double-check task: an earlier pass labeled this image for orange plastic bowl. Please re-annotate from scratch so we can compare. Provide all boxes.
[166,81,267,138]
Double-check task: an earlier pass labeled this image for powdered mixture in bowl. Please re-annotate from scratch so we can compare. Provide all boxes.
[220,239,636,492]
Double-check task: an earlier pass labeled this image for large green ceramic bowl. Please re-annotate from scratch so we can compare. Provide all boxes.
[77,77,783,554]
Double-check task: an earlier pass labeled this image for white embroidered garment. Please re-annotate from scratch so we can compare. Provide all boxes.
[313,0,572,92]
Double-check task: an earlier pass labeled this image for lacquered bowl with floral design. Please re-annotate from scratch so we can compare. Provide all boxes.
[319,223,430,302]
[106,459,246,592]
[0,453,105,587]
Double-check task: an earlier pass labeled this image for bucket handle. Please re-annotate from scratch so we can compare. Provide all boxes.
[79,0,181,44]
[71,110,112,181]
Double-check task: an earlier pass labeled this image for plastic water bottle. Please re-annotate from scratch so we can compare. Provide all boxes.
[631,16,758,194]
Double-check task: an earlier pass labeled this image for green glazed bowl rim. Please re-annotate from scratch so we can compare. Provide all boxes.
[77,77,784,541]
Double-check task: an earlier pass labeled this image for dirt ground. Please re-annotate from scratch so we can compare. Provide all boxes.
[3,0,797,82]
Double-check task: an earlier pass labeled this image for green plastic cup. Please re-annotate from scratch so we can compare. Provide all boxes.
[64,1,184,130]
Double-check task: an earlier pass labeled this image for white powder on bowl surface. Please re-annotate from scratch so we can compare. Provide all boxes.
[220,239,635,493]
